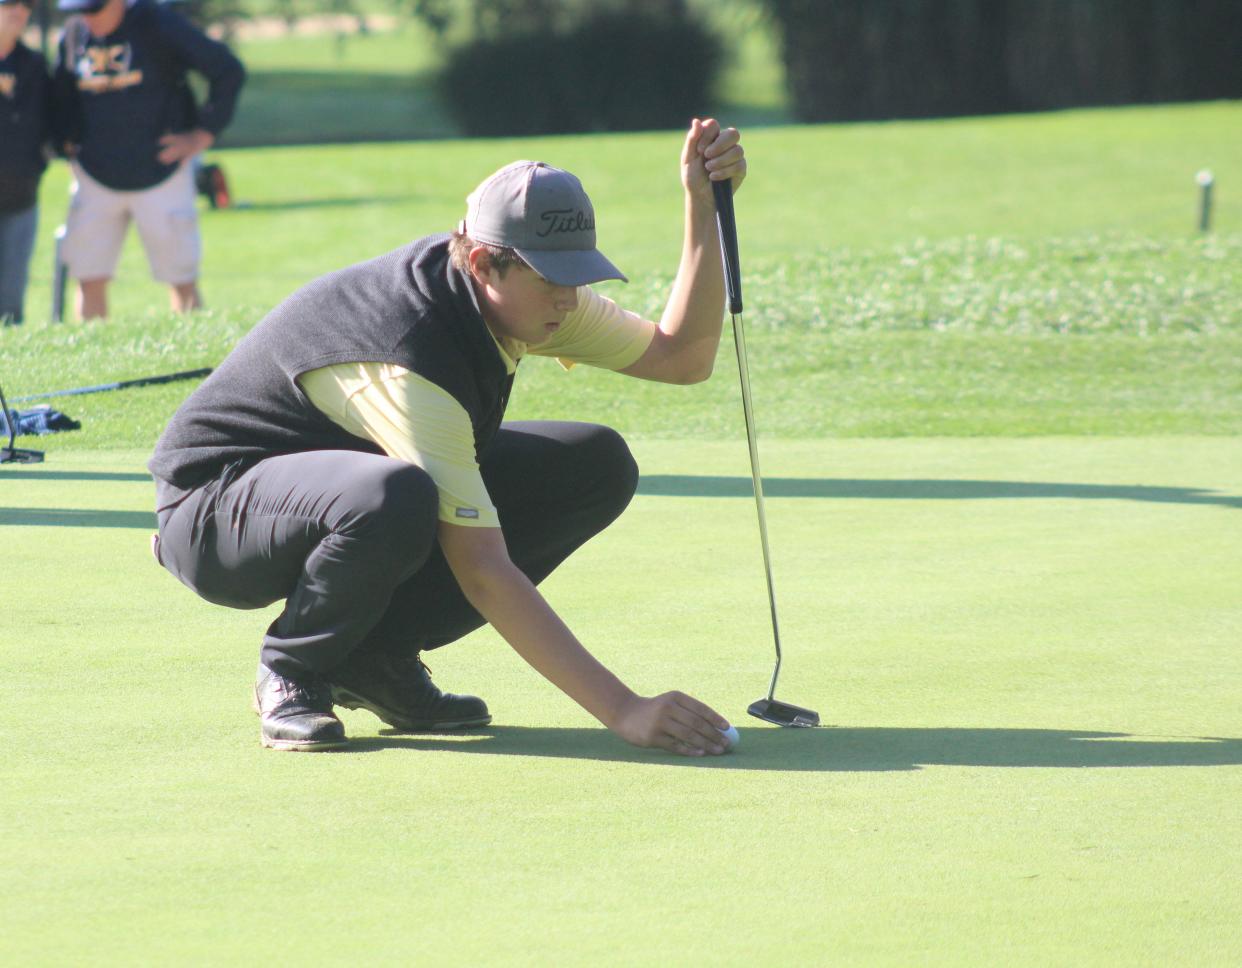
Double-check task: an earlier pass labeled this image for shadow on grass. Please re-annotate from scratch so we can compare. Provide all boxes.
[5,474,1239,529]
[342,725,1242,772]
[223,69,457,146]
[0,471,150,482]
[0,507,155,528]
[638,476,1242,509]
[228,195,411,212]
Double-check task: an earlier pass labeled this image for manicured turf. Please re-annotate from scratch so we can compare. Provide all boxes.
[6,103,1241,442]
[1,101,1240,963]
[222,22,459,146]
[2,439,1240,964]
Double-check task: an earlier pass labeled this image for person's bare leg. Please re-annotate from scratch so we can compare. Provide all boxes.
[171,281,202,313]
[77,278,109,320]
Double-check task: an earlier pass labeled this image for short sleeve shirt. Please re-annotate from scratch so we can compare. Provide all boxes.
[298,286,655,528]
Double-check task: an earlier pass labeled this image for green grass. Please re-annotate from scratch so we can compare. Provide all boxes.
[6,103,1241,441]
[2,439,1240,964]
[1,103,1241,964]
[219,6,791,146]
[222,23,459,145]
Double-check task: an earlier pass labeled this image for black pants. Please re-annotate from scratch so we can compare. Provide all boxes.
[155,421,639,678]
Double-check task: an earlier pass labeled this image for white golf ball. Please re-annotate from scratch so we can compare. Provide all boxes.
[719,724,740,750]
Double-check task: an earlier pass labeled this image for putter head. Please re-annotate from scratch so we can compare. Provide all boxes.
[748,698,820,728]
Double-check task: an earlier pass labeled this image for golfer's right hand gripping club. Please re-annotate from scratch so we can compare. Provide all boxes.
[712,178,820,729]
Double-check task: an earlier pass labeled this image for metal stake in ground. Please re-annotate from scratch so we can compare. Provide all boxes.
[1196,169,1214,233]
[711,178,820,728]
[51,225,67,324]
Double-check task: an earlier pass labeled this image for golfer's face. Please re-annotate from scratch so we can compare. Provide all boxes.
[485,264,579,345]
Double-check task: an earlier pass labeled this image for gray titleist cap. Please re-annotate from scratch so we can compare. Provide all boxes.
[462,161,627,287]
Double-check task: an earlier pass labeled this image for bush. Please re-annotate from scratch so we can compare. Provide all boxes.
[438,8,722,136]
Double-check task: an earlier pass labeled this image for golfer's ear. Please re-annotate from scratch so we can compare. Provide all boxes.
[466,246,492,284]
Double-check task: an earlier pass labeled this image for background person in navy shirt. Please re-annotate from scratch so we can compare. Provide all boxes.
[0,0,50,326]
[52,0,243,320]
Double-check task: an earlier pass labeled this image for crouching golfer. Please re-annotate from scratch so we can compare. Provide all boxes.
[149,119,745,756]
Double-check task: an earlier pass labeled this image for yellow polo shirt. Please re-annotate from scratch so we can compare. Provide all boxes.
[298,285,654,528]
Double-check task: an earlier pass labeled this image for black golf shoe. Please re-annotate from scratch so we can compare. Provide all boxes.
[330,650,491,731]
[255,663,348,751]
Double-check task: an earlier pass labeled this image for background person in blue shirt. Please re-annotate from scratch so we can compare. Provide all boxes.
[52,0,244,320]
[0,0,50,326]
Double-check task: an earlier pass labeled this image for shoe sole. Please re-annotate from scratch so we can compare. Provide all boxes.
[261,733,349,752]
[332,688,492,732]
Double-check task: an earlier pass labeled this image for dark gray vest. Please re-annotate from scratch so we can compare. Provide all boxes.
[149,235,512,489]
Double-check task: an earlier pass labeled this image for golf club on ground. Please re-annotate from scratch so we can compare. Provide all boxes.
[712,178,820,728]
[12,368,213,404]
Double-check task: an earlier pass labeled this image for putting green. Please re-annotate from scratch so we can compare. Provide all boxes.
[2,438,1239,965]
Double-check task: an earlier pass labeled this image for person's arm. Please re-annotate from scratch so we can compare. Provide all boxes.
[299,365,733,756]
[438,522,732,757]
[618,117,747,386]
[48,29,82,156]
[153,7,246,164]
[35,52,53,162]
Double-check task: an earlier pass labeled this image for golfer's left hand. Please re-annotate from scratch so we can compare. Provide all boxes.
[681,117,746,206]
[157,129,215,165]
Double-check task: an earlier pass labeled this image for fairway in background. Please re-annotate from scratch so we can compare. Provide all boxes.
[222,21,458,145]
[5,102,1240,447]
[215,3,789,147]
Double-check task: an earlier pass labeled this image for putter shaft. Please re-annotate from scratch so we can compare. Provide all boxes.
[713,178,818,727]
[731,308,783,702]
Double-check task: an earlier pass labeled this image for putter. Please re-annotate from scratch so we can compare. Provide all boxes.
[712,178,820,728]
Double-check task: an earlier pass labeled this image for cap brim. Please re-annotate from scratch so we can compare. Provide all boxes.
[516,247,628,287]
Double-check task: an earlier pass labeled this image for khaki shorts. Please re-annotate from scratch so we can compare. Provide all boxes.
[63,161,201,285]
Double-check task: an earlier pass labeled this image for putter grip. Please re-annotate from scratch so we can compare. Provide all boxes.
[712,178,743,314]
